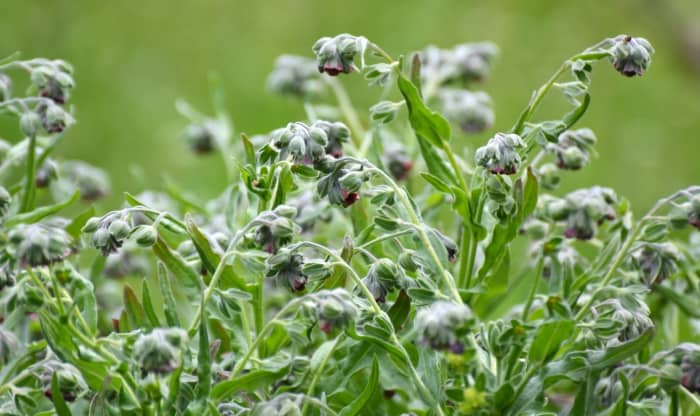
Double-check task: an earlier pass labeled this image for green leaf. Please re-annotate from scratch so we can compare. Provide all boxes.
[124,192,187,235]
[185,214,247,291]
[152,238,202,289]
[195,318,212,400]
[655,284,700,319]
[240,133,257,168]
[417,134,458,187]
[65,205,96,239]
[589,330,653,371]
[339,357,380,416]
[420,172,452,194]
[211,368,287,400]
[388,290,411,329]
[158,262,182,327]
[569,374,596,416]
[398,72,451,146]
[527,319,574,365]
[123,284,148,330]
[4,191,80,227]
[141,279,162,328]
[51,372,73,416]
[522,168,539,219]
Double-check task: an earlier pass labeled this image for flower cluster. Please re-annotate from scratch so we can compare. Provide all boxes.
[415,301,473,352]
[475,132,525,175]
[267,55,327,100]
[362,258,403,303]
[8,220,74,266]
[302,288,358,334]
[312,34,366,76]
[538,186,618,240]
[420,42,498,86]
[632,242,682,286]
[253,206,300,254]
[133,328,187,374]
[265,248,308,292]
[437,88,494,134]
[608,35,654,77]
[547,128,597,170]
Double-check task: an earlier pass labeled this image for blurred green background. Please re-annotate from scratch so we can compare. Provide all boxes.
[2,0,699,212]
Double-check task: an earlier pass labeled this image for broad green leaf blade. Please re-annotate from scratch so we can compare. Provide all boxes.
[195,318,212,400]
[51,372,73,416]
[527,319,574,365]
[152,238,202,289]
[339,357,379,416]
[65,205,96,239]
[397,72,451,146]
[158,262,182,327]
[4,191,80,227]
[123,284,148,330]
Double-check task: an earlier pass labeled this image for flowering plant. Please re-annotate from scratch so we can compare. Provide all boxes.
[2,32,700,415]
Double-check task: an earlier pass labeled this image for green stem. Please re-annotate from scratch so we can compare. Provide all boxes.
[19,134,36,212]
[357,228,413,249]
[253,280,265,358]
[325,78,367,156]
[301,335,343,415]
[521,258,544,321]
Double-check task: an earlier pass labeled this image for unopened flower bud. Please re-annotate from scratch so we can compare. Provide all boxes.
[60,161,110,201]
[370,101,401,125]
[633,242,681,286]
[438,89,494,134]
[315,121,350,158]
[317,168,364,208]
[39,361,88,402]
[266,249,308,292]
[537,163,560,190]
[434,230,458,262]
[85,213,130,255]
[609,35,654,77]
[133,328,187,374]
[398,249,420,272]
[304,288,357,334]
[384,146,413,181]
[312,34,365,76]
[20,112,42,137]
[9,221,74,267]
[475,133,525,175]
[266,55,326,100]
[35,159,58,188]
[363,258,402,303]
[131,225,158,247]
[415,301,473,352]
[108,219,131,240]
[38,102,73,133]
[81,217,101,233]
[182,122,217,155]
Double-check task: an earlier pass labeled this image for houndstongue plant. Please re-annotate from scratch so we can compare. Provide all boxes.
[2,32,700,415]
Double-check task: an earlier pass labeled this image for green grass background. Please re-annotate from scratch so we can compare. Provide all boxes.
[1,0,699,213]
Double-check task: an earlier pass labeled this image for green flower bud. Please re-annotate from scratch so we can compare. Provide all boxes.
[182,122,217,154]
[609,35,654,77]
[438,88,494,134]
[8,220,74,267]
[475,133,525,175]
[35,159,58,188]
[273,204,298,219]
[81,217,101,233]
[20,111,42,137]
[60,160,110,201]
[131,225,158,247]
[266,249,307,291]
[632,242,681,287]
[108,219,131,240]
[398,249,420,273]
[537,163,561,190]
[251,394,304,416]
[267,55,326,100]
[303,288,357,334]
[369,100,401,125]
[415,301,473,353]
[362,258,402,303]
[133,328,187,374]
[31,65,74,104]
[314,120,350,158]
[312,34,365,76]
[548,128,596,170]
[273,122,331,165]
[317,168,362,208]
[38,102,74,133]
[38,361,88,402]
[659,363,682,391]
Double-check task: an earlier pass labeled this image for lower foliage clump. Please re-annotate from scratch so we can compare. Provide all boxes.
[1,32,700,415]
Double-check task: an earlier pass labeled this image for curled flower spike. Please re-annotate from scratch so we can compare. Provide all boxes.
[384,145,413,181]
[133,328,187,374]
[632,242,682,287]
[8,220,74,267]
[82,213,132,256]
[420,42,498,87]
[315,120,350,158]
[303,288,358,334]
[312,34,366,76]
[362,258,403,303]
[538,187,618,240]
[317,167,369,208]
[267,55,326,100]
[415,301,473,353]
[37,361,88,402]
[548,128,597,170]
[31,64,74,104]
[266,249,308,292]
[437,88,494,134]
[59,160,111,201]
[475,132,525,175]
[609,35,654,77]
[271,121,329,165]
